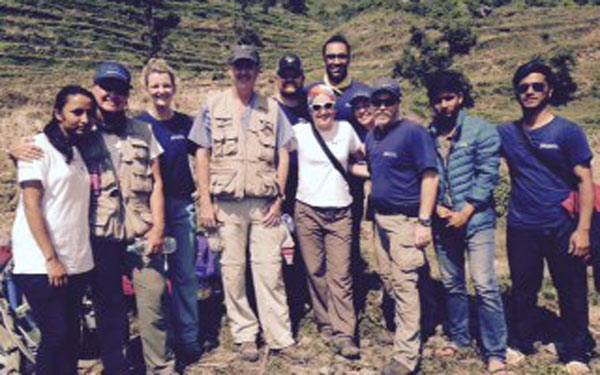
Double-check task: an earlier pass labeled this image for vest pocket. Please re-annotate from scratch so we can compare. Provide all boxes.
[210,168,238,196]
[129,165,153,193]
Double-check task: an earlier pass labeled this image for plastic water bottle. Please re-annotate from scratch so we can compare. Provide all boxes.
[127,236,176,256]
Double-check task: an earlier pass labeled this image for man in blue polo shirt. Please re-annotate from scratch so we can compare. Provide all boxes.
[499,60,595,375]
[365,77,439,375]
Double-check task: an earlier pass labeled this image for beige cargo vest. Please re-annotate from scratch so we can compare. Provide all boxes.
[208,89,280,199]
[79,118,155,242]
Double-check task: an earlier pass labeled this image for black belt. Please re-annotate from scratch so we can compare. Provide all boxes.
[374,204,418,217]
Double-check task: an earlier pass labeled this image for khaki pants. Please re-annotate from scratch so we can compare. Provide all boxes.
[216,198,294,349]
[374,213,425,371]
[130,255,174,375]
[294,201,356,338]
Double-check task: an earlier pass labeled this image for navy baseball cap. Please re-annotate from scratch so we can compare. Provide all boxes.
[349,86,373,105]
[277,54,303,76]
[94,62,132,87]
[371,77,402,100]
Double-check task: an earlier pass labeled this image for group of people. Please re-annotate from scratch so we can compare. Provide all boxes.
[7,32,597,375]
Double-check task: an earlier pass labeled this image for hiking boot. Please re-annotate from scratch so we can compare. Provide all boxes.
[487,358,507,374]
[334,337,360,360]
[320,326,334,344]
[381,358,412,375]
[376,329,395,346]
[239,342,259,362]
[565,361,591,375]
[273,343,308,362]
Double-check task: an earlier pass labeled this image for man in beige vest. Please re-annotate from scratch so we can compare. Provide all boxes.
[189,45,298,362]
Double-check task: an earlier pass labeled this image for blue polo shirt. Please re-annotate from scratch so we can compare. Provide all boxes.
[366,119,438,217]
[136,111,197,198]
[498,116,593,229]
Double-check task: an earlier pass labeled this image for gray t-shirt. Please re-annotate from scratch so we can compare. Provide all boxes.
[188,93,294,151]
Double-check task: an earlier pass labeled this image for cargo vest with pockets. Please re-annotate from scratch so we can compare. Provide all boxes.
[208,89,280,199]
[79,118,155,242]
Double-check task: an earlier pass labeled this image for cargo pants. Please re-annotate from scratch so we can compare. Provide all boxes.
[215,198,294,349]
[374,213,425,372]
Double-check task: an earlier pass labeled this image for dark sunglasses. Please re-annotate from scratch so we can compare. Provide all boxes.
[371,97,398,108]
[311,102,335,112]
[325,53,349,60]
[232,59,257,70]
[97,81,129,96]
[517,82,546,94]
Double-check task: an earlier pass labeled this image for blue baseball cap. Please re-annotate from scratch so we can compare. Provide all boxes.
[349,86,373,106]
[371,77,402,101]
[94,62,132,87]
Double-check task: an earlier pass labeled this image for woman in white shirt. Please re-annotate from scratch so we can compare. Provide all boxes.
[11,85,97,375]
[294,84,363,359]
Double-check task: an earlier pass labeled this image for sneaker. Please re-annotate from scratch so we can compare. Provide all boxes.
[334,337,360,360]
[320,326,334,343]
[382,358,412,375]
[274,343,308,362]
[505,348,525,366]
[565,361,591,375]
[239,342,259,362]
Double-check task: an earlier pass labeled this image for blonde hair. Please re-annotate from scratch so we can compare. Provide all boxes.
[140,58,177,88]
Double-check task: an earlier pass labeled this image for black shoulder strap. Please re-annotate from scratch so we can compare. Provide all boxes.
[310,122,350,183]
[514,121,578,189]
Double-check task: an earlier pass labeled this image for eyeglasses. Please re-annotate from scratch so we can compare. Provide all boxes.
[371,98,398,108]
[517,82,546,94]
[311,102,335,112]
[325,53,349,61]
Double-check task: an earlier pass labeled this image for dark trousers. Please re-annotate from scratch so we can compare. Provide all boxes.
[507,222,591,362]
[90,236,130,374]
[14,272,90,375]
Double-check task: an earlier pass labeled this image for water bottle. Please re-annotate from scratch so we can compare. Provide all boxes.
[280,214,295,266]
[282,213,295,233]
[127,236,176,256]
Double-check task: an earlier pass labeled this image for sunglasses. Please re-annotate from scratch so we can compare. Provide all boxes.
[517,82,546,94]
[232,59,258,70]
[371,97,398,108]
[311,102,335,112]
[98,81,129,96]
[279,72,302,80]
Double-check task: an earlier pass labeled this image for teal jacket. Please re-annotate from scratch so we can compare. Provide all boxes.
[429,110,500,237]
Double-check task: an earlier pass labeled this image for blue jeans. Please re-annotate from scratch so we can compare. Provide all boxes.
[165,196,200,351]
[434,227,507,361]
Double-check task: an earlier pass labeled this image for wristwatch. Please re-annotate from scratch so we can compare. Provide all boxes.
[417,217,432,227]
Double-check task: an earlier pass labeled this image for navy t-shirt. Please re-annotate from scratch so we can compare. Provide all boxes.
[365,119,438,216]
[498,116,593,229]
[136,111,198,198]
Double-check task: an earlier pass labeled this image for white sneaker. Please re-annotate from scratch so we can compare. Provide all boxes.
[565,361,591,375]
[505,348,525,366]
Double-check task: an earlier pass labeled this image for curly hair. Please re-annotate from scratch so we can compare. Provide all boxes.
[424,69,475,108]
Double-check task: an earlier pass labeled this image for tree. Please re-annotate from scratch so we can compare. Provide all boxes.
[141,0,181,58]
[284,0,308,14]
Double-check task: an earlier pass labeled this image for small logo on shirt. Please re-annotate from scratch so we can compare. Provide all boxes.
[170,134,186,141]
[539,143,559,150]
[383,151,398,158]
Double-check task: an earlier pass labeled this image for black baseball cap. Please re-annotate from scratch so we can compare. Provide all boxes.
[277,54,303,76]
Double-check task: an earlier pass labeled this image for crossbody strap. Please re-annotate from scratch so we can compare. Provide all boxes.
[514,121,578,190]
[310,122,350,184]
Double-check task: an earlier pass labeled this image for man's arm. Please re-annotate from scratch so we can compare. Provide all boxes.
[146,158,166,253]
[415,170,439,248]
[196,148,218,229]
[448,124,500,228]
[21,181,68,286]
[7,137,44,163]
[570,165,594,258]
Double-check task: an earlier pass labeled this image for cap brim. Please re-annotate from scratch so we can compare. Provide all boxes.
[371,88,400,100]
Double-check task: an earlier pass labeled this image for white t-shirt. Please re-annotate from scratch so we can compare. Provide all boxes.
[11,133,94,275]
[294,121,362,208]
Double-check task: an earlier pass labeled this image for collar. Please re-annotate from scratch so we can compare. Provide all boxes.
[430,109,466,141]
[323,73,352,96]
